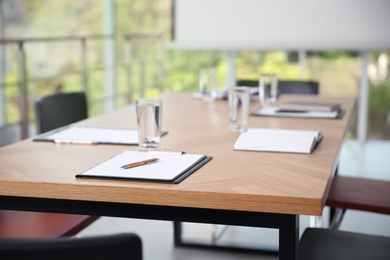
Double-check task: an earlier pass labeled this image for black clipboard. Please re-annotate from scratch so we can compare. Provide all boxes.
[75,151,212,184]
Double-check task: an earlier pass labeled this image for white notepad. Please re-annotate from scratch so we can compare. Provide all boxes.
[76,151,211,183]
[234,128,323,154]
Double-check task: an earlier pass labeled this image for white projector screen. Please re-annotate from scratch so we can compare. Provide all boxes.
[172,0,390,50]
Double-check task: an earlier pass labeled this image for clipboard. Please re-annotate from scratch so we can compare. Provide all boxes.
[33,126,168,145]
[76,151,212,184]
[251,107,344,119]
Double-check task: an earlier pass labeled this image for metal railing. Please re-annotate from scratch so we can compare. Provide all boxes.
[0,35,114,140]
[0,33,166,146]
[123,33,166,101]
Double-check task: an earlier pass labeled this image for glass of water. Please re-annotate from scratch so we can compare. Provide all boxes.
[136,98,162,151]
[229,87,250,132]
[199,68,217,101]
[259,73,278,108]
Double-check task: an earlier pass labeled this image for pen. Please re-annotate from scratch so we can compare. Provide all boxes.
[54,139,98,145]
[147,148,185,155]
[120,158,159,169]
[276,110,308,113]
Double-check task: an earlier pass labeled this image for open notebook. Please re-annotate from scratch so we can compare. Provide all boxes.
[76,151,212,184]
[234,128,323,154]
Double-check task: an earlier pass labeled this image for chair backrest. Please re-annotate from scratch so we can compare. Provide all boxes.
[278,80,319,95]
[35,92,88,134]
[300,227,390,260]
[236,79,319,95]
[0,233,142,260]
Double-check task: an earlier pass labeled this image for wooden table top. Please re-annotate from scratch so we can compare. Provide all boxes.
[0,93,356,216]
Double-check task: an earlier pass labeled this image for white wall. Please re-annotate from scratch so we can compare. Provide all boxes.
[173,0,390,50]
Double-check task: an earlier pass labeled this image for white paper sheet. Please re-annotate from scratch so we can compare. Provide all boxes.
[41,127,139,145]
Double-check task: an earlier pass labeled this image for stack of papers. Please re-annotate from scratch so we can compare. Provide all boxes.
[234,128,323,154]
[76,151,212,184]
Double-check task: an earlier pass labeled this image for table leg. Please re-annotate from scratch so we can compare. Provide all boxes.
[279,214,299,260]
[174,214,300,260]
[173,221,183,246]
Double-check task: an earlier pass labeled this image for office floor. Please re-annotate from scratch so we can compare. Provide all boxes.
[77,140,390,260]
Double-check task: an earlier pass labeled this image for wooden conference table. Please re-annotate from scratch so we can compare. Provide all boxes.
[0,93,355,259]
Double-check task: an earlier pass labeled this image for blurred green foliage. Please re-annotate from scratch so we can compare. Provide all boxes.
[369,82,390,118]
[1,0,381,129]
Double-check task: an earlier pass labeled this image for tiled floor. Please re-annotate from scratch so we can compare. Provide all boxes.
[77,139,390,260]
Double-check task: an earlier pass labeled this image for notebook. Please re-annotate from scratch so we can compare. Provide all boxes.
[76,151,212,184]
[234,128,323,154]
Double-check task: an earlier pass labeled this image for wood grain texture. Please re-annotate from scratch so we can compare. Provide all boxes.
[0,93,356,216]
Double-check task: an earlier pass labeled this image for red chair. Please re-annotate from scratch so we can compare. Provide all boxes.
[300,174,390,259]
[326,175,390,229]
[0,210,99,238]
[0,92,99,238]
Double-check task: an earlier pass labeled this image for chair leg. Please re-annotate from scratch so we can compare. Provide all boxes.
[329,208,346,229]
[211,225,229,243]
[309,215,322,228]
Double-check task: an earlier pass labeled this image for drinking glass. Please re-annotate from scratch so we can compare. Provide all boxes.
[136,98,162,151]
[259,73,278,107]
[229,87,250,132]
[199,68,217,100]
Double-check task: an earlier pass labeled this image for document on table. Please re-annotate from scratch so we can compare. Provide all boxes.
[33,126,139,145]
[76,151,212,184]
[33,126,168,145]
[234,128,323,154]
[251,107,343,119]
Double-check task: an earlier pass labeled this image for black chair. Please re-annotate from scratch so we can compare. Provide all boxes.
[0,233,143,260]
[278,80,319,95]
[35,92,88,133]
[236,79,319,95]
[300,227,390,260]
